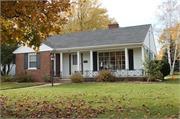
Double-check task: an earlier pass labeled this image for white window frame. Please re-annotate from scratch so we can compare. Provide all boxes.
[28,53,37,69]
[98,51,126,70]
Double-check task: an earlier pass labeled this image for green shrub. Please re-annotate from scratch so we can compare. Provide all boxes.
[150,70,164,81]
[96,70,115,82]
[41,75,51,82]
[1,75,13,82]
[70,72,84,83]
[155,60,170,77]
[15,71,35,83]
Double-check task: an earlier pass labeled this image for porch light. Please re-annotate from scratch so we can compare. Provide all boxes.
[50,54,55,86]
[51,54,55,60]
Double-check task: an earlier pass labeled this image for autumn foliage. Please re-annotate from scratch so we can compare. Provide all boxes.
[1,0,71,50]
[60,0,115,34]
[96,70,115,82]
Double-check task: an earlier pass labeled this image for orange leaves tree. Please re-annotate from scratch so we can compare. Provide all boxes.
[1,0,71,50]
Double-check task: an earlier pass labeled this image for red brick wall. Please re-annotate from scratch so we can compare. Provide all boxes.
[16,51,51,82]
[108,23,119,29]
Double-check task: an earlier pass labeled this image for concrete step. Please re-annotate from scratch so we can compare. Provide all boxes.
[59,78,71,83]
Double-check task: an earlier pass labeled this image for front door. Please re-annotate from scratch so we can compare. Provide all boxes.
[63,53,70,77]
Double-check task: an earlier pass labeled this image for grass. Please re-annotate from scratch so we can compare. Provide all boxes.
[166,74,180,79]
[0,75,179,118]
[0,83,44,90]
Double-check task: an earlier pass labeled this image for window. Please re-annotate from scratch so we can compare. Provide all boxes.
[73,55,77,65]
[29,53,36,68]
[99,51,125,70]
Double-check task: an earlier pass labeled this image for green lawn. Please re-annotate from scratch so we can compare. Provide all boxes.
[0,83,44,90]
[0,75,179,118]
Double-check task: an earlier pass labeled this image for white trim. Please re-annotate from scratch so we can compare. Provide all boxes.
[54,53,56,76]
[125,48,128,69]
[28,53,37,69]
[97,50,127,70]
[52,45,143,53]
[90,50,93,71]
[77,51,80,71]
[60,52,63,77]
[55,43,143,51]
[13,43,53,54]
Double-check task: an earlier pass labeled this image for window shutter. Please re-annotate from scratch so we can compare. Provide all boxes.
[69,54,71,75]
[93,52,97,71]
[36,52,40,69]
[128,49,134,70]
[24,53,28,69]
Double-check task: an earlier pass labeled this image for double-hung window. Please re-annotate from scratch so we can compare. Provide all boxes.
[29,53,36,69]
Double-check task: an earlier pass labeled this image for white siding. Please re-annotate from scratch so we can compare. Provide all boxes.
[133,48,142,69]
[143,26,157,55]
[82,52,90,71]
[71,52,90,74]
[63,53,69,77]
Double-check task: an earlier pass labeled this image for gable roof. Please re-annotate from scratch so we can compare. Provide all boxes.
[43,24,151,49]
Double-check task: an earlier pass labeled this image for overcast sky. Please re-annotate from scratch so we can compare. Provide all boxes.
[99,0,163,27]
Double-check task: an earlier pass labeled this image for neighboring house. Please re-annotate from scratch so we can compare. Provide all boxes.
[13,24,157,81]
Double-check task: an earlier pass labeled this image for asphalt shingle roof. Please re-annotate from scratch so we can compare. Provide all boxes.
[43,24,151,49]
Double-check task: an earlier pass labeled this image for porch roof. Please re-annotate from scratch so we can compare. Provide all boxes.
[43,24,151,49]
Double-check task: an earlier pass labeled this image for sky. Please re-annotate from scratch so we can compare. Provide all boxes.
[99,0,165,53]
[99,0,163,27]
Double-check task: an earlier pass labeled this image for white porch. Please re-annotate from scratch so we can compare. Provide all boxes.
[52,45,150,78]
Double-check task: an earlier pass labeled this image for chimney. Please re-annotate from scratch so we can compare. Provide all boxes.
[108,23,119,29]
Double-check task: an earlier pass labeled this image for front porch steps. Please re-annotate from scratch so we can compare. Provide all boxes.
[53,77,71,83]
[60,79,71,83]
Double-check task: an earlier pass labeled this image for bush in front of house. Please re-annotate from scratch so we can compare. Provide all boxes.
[96,70,115,82]
[70,72,84,83]
[41,75,51,82]
[15,71,35,83]
[155,60,170,78]
[150,70,164,81]
[1,75,13,82]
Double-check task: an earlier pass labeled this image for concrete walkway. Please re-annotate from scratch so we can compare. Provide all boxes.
[1,83,62,91]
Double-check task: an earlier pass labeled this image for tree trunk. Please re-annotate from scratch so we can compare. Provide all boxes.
[6,64,11,75]
[167,32,172,73]
[2,65,6,76]
[147,74,151,82]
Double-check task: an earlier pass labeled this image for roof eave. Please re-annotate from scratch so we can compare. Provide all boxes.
[53,42,143,52]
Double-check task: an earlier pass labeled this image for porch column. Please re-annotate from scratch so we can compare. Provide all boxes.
[77,51,80,71]
[125,48,128,69]
[60,52,63,77]
[141,46,144,68]
[90,50,93,77]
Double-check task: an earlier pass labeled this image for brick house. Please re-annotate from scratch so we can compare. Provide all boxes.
[13,24,157,81]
